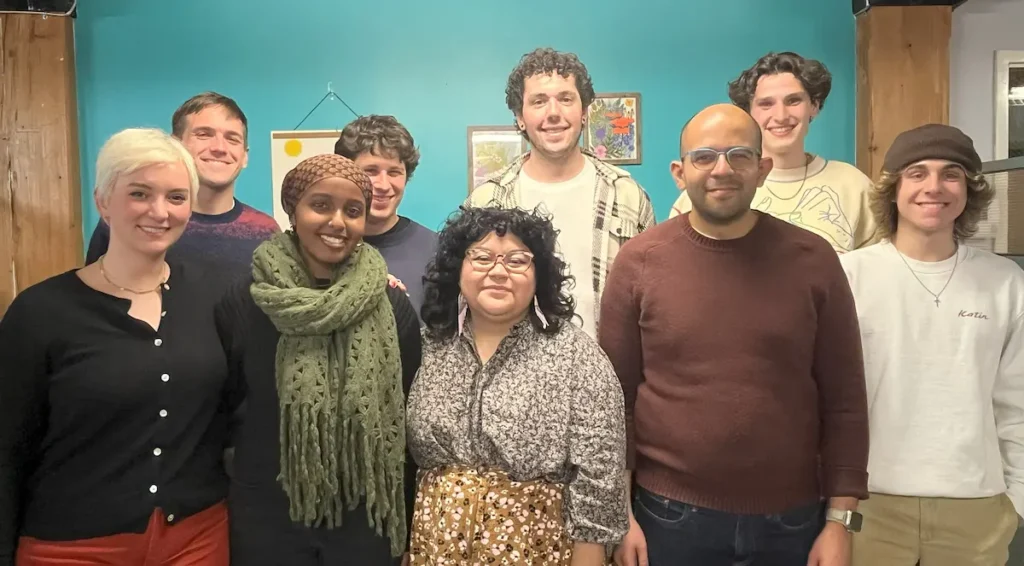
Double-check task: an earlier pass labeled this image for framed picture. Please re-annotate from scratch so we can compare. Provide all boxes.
[584,92,642,165]
[467,126,528,193]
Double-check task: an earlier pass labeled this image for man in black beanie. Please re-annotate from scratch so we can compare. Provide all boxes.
[840,123,1024,566]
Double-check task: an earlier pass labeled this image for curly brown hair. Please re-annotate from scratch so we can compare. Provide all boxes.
[728,52,832,113]
[505,47,595,138]
[334,115,421,180]
[870,168,995,242]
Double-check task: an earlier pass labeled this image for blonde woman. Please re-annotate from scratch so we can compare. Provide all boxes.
[0,128,238,565]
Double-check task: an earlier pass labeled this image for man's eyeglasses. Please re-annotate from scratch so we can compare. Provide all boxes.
[465,248,535,273]
[683,146,761,171]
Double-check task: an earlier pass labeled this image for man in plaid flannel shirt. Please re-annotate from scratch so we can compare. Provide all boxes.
[467,47,655,339]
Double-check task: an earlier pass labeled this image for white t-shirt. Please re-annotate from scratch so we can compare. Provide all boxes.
[517,160,598,339]
[841,242,1024,514]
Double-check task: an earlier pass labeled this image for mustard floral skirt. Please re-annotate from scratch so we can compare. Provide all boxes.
[409,466,576,565]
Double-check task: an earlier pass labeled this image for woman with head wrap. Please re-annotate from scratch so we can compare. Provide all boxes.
[214,153,421,565]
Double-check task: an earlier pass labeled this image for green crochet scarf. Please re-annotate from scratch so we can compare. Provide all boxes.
[250,232,406,556]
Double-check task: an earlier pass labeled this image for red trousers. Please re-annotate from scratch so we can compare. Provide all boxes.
[15,501,228,566]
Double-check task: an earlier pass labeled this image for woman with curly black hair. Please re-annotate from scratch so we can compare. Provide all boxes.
[406,206,628,566]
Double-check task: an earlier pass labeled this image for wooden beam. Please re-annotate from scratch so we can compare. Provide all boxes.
[0,13,82,316]
[856,5,951,180]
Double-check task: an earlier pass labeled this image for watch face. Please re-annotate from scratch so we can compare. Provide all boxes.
[849,511,863,532]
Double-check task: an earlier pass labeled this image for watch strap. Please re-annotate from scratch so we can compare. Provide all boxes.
[825,508,862,532]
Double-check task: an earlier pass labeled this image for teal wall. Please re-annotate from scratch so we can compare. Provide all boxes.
[74,0,856,239]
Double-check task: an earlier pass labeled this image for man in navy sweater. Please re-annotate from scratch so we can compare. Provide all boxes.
[335,115,438,315]
[86,92,279,279]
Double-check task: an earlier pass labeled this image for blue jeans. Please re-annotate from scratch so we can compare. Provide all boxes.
[634,486,825,566]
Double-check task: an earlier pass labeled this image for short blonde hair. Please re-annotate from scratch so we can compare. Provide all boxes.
[869,167,995,242]
[94,127,199,204]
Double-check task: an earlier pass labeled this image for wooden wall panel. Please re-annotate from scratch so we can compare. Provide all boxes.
[0,136,13,313]
[856,6,951,181]
[0,14,82,317]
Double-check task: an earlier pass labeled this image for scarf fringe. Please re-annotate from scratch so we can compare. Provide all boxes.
[253,234,407,557]
[277,365,406,550]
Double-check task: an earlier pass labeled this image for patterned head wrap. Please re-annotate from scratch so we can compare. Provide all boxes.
[280,153,372,218]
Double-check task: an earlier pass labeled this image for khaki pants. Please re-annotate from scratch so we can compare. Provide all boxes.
[852,492,1019,566]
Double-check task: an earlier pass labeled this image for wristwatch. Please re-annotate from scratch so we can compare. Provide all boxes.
[825,508,863,533]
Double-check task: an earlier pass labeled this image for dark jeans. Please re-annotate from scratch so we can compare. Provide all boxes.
[634,486,825,566]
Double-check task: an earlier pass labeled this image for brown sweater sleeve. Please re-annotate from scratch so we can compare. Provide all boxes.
[812,249,870,500]
[598,242,644,469]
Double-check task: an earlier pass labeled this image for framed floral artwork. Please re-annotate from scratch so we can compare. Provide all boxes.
[467,126,528,193]
[584,92,642,165]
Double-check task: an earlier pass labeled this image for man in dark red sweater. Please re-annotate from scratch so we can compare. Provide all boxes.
[600,103,869,566]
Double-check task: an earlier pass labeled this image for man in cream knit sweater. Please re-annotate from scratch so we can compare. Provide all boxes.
[841,124,1024,566]
[670,52,876,254]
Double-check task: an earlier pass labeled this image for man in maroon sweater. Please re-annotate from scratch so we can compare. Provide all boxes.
[600,103,869,566]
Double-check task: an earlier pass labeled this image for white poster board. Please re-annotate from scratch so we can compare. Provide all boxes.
[269,130,343,229]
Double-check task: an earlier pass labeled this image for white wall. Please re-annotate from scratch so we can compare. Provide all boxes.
[950,0,1024,162]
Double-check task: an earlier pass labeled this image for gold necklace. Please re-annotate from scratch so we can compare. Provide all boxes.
[98,255,170,294]
[762,152,812,200]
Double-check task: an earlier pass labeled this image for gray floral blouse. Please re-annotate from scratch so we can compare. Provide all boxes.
[406,320,629,544]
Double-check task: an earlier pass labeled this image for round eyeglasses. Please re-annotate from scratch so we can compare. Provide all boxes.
[465,248,535,273]
[683,146,760,171]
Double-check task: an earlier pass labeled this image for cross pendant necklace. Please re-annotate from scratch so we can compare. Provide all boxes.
[894,244,959,308]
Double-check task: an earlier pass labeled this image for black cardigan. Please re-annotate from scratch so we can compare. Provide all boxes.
[0,261,239,565]
[213,277,422,544]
